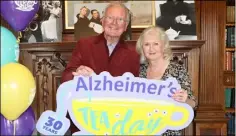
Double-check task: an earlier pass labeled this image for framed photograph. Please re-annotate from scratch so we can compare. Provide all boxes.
[63,1,156,33]
[20,0,63,43]
[155,0,197,40]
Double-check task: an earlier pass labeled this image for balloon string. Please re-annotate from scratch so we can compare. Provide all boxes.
[16,32,22,44]
[13,120,16,136]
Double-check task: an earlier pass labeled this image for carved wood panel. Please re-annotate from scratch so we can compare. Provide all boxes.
[20,51,70,120]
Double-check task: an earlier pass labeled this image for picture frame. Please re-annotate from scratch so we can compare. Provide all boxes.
[62,1,156,34]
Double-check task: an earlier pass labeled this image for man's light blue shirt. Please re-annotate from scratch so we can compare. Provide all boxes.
[107,42,118,56]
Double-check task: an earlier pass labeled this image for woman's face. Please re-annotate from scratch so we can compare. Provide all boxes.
[142,30,164,61]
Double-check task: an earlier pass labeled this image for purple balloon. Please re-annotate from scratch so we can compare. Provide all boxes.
[1,106,36,135]
[0,1,39,31]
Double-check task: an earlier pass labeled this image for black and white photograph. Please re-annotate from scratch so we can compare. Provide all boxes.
[155,0,197,40]
[20,0,63,43]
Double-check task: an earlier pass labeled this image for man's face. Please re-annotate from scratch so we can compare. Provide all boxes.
[101,6,128,38]
[80,7,87,16]
[92,11,99,19]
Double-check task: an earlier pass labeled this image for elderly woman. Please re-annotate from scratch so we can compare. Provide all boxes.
[136,26,196,136]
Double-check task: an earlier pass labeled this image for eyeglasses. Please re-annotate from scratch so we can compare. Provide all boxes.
[104,16,127,24]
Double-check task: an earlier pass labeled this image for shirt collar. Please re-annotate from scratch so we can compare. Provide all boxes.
[107,41,118,47]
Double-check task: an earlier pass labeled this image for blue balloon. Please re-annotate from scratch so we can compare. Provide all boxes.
[1,26,19,67]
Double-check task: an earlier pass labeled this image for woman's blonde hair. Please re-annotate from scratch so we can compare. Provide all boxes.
[136,26,172,63]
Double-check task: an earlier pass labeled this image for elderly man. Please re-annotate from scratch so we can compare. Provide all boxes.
[61,2,140,134]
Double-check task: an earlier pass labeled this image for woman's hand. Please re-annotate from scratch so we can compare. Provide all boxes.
[172,90,188,103]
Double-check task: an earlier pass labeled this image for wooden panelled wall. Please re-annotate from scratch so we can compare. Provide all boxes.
[194,1,227,135]
[1,1,227,135]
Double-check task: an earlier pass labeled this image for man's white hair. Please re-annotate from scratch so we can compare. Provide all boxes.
[103,2,130,22]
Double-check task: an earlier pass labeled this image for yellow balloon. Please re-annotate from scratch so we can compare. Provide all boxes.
[1,63,36,120]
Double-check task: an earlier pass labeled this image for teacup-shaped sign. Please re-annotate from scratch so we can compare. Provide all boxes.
[71,98,192,135]
[36,72,194,135]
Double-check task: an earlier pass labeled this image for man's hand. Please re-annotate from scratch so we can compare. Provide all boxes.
[72,65,94,77]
